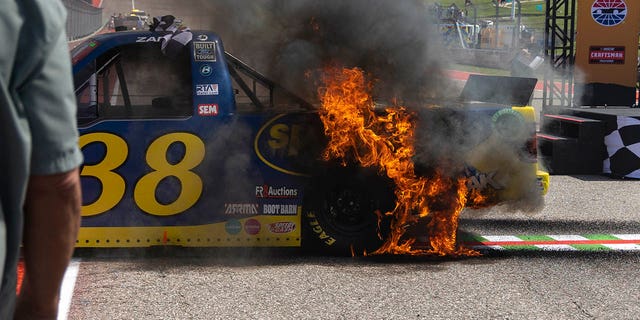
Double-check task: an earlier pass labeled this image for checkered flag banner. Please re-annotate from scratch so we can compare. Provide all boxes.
[604,116,640,179]
[149,15,193,59]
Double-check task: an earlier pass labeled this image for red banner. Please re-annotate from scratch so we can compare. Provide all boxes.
[589,46,625,64]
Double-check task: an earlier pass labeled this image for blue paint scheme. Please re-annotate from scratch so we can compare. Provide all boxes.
[71,30,546,234]
[73,31,323,228]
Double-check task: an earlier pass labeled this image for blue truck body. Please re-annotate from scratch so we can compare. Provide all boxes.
[71,30,548,253]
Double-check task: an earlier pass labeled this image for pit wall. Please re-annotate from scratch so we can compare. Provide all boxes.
[448,48,516,70]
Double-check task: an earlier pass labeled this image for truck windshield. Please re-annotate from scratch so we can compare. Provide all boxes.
[75,42,192,126]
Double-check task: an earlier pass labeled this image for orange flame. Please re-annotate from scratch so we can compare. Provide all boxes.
[318,67,481,256]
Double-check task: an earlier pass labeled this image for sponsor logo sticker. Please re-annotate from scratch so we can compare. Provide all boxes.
[136,36,161,42]
[268,222,296,234]
[198,104,219,116]
[196,84,219,96]
[193,41,217,61]
[263,204,298,215]
[244,219,261,235]
[255,185,298,198]
[199,64,213,76]
[225,220,242,235]
[224,203,258,215]
[464,166,504,191]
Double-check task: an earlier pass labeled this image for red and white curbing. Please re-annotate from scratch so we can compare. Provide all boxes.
[462,234,640,251]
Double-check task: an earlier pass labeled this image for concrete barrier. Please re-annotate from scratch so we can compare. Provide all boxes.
[62,0,104,41]
[448,48,516,70]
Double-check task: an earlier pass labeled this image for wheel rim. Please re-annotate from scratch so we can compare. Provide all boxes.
[323,188,376,233]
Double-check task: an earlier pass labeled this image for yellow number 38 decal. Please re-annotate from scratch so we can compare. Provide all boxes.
[79,132,205,217]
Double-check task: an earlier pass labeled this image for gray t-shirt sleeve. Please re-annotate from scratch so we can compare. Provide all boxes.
[20,23,83,175]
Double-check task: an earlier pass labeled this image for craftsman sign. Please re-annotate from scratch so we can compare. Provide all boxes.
[589,46,625,64]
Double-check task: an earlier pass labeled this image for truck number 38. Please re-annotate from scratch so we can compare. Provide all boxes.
[79,132,205,217]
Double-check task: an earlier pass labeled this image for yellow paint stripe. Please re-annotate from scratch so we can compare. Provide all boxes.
[77,215,300,248]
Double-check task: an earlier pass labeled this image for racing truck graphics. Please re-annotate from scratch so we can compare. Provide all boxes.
[71,30,549,255]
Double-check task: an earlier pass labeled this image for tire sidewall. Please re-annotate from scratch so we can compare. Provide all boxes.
[302,167,393,256]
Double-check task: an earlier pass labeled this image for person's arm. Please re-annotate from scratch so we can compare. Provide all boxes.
[15,169,81,319]
[13,2,83,319]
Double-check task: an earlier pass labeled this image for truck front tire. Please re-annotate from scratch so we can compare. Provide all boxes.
[302,167,395,256]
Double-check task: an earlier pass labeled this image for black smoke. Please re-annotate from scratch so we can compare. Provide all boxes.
[192,0,543,212]
[198,0,450,106]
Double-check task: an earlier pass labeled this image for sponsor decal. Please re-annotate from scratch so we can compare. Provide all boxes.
[244,219,261,235]
[196,84,219,96]
[255,185,298,198]
[591,0,627,27]
[198,104,219,116]
[254,114,325,177]
[465,166,504,190]
[537,176,545,192]
[196,34,208,41]
[491,109,526,141]
[224,203,258,215]
[199,64,213,76]
[136,36,162,42]
[305,212,336,245]
[225,220,242,235]
[589,46,625,64]
[193,41,217,61]
[268,222,296,234]
[263,204,298,215]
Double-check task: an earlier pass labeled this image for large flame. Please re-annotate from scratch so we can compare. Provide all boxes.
[318,67,481,256]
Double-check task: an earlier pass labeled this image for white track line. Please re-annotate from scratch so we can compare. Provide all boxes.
[58,259,80,320]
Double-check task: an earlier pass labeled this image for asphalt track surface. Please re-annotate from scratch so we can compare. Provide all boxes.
[64,174,640,320]
[59,1,640,319]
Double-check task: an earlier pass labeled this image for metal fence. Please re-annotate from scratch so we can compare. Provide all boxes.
[62,0,104,41]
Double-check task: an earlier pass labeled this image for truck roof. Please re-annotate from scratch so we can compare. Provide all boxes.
[71,30,223,73]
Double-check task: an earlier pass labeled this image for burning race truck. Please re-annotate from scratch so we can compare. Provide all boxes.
[71,23,548,256]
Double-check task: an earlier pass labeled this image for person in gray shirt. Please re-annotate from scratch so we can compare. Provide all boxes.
[0,0,83,318]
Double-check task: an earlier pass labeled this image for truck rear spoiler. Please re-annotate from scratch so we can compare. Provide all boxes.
[459,74,537,106]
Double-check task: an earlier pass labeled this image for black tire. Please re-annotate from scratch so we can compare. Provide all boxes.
[302,166,395,256]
